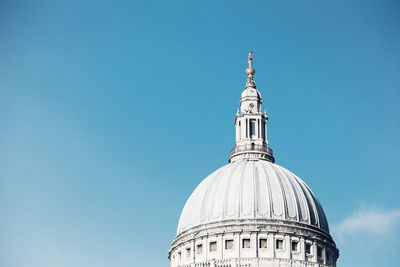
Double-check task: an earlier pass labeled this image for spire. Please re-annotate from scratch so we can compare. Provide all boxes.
[229,52,275,163]
[246,51,256,88]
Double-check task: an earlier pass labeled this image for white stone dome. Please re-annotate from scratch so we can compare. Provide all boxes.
[177,159,329,235]
[169,54,338,267]
[241,87,262,99]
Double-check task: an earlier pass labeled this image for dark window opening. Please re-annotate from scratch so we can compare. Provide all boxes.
[317,247,323,258]
[259,238,268,249]
[196,244,203,254]
[306,243,312,254]
[276,239,283,249]
[250,119,256,137]
[225,240,234,250]
[242,238,250,248]
[210,241,217,252]
[291,241,299,251]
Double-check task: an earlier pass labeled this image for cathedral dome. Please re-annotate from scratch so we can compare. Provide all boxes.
[177,159,329,236]
[169,52,338,267]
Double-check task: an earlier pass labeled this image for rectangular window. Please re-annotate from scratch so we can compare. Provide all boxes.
[250,119,256,137]
[306,243,312,254]
[317,247,323,258]
[246,119,248,138]
[238,121,241,140]
[326,250,330,261]
[196,244,203,254]
[261,120,265,139]
[259,238,268,249]
[276,239,284,250]
[225,239,234,250]
[242,238,251,248]
[291,241,299,251]
[210,241,217,252]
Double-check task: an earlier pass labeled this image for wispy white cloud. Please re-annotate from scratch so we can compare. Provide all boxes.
[333,207,400,237]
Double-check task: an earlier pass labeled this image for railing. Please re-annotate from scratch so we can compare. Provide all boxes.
[230,144,273,156]
[177,258,332,267]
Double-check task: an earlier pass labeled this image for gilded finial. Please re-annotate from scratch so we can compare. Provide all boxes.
[246,51,256,88]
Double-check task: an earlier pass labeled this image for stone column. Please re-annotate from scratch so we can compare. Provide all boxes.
[312,241,317,263]
[300,237,306,262]
[285,235,291,259]
[271,234,275,259]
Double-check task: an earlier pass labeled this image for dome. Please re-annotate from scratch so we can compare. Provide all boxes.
[169,53,338,267]
[177,159,329,235]
[241,87,262,99]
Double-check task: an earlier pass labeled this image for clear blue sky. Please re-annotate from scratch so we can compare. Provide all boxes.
[1,0,399,266]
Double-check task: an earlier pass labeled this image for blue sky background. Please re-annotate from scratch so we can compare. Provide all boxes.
[1,0,399,266]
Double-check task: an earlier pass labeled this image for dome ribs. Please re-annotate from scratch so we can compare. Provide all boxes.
[260,161,273,219]
[198,166,226,227]
[306,184,330,232]
[221,161,240,220]
[176,160,331,235]
[252,161,257,219]
[280,167,309,223]
[254,161,270,217]
[178,166,224,233]
[226,161,244,218]
[314,196,330,232]
[273,165,299,220]
[265,162,284,217]
[240,160,253,218]
[297,179,319,228]
[208,165,231,221]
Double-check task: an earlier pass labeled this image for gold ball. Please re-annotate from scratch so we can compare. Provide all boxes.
[246,67,255,75]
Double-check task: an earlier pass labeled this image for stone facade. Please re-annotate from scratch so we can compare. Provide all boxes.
[170,222,338,267]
